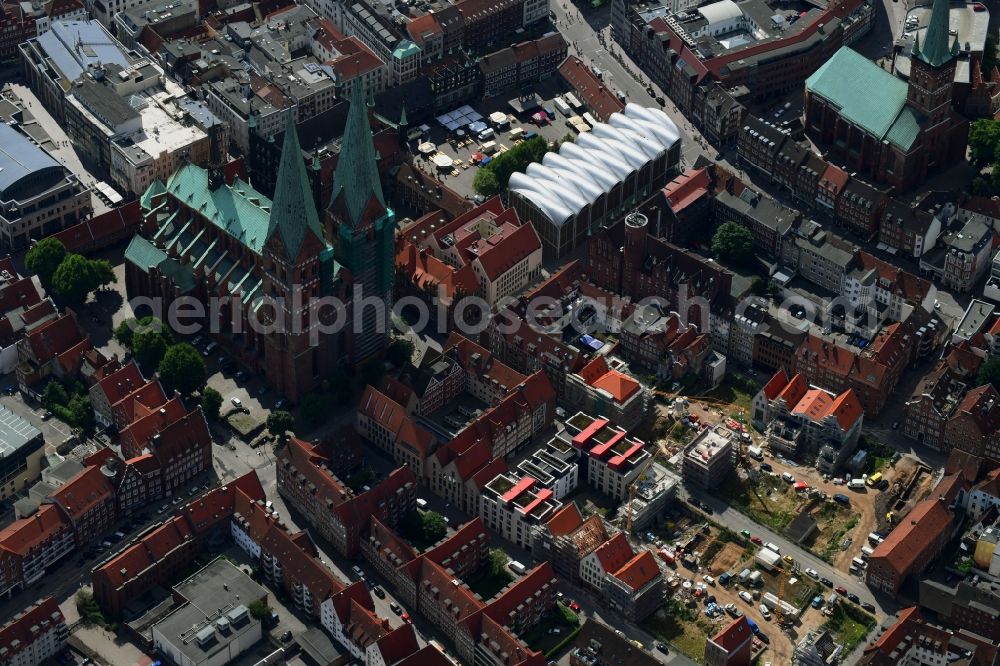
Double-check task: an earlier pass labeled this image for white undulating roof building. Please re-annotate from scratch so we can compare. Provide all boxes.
[509,103,681,258]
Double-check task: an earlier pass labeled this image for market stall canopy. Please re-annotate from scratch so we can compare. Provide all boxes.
[431,154,454,169]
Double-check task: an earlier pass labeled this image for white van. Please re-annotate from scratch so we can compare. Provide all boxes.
[747,446,764,461]
[481,140,498,155]
[861,546,874,559]
[781,472,795,483]
[508,560,526,575]
[703,575,715,586]
[848,478,866,490]
[553,98,571,116]
[851,557,866,570]
[764,542,780,555]
[739,591,753,604]
[478,128,495,141]
[416,498,428,510]
[759,603,771,620]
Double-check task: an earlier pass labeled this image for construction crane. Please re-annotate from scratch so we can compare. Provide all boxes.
[625,456,657,534]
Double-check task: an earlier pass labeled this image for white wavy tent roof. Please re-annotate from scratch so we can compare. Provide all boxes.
[509,104,680,227]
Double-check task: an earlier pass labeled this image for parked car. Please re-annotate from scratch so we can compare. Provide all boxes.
[759,462,773,473]
[835,586,847,595]
[372,586,386,599]
[740,529,751,539]
[862,602,876,612]
[805,568,820,579]
[750,536,763,545]
[759,603,771,620]
[569,601,581,612]
[656,642,669,653]
[231,397,243,409]
[739,591,753,604]
[821,578,833,587]
[390,603,402,615]
[847,593,861,604]
[401,612,412,624]
[280,631,292,642]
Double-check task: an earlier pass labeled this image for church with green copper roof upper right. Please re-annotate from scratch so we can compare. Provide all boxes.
[803,0,968,192]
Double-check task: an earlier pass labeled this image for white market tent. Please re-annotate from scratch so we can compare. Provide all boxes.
[431,154,454,169]
[508,104,680,227]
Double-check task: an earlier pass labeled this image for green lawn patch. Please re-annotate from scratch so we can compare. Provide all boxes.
[466,568,514,602]
[701,375,759,415]
[716,473,796,531]
[824,603,875,653]
[521,604,581,654]
[642,612,708,661]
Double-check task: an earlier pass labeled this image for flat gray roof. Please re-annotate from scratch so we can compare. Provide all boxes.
[153,558,267,665]
[0,123,63,199]
[0,406,43,459]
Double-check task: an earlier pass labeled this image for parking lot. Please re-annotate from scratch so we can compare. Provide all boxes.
[410,79,599,198]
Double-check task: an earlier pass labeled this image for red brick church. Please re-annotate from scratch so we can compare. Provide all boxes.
[803,0,968,192]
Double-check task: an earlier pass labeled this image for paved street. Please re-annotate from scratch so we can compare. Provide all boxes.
[551,3,713,170]
[4,83,110,217]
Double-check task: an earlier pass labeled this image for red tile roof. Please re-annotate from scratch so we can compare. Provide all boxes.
[544,503,584,537]
[112,379,168,424]
[473,222,542,282]
[24,312,82,363]
[280,437,353,510]
[49,465,114,523]
[0,597,64,660]
[50,200,142,253]
[0,505,69,556]
[327,580,374,625]
[96,515,194,588]
[367,515,418,568]
[953,384,1000,436]
[590,369,641,403]
[394,644,455,666]
[423,517,488,566]
[712,616,753,654]
[475,614,546,666]
[260,523,340,603]
[94,361,145,405]
[444,333,527,390]
[663,167,710,214]
[777,373,808,406]
[406,13,442,43]
[869,498,954,575]
[485,561,555,623]
[358,385,407,434]
[374,624,420,664]
[420,558,485,619]
[819,163,849,197]
[855,251,933,305]
[592,533,634,573]
[331,466,417,533]
[177,472,265,534]
[119,396,187,455]
[761,369,790,400]
[469,457,508,490]
[610,550,660,592]
[557,55,624,122]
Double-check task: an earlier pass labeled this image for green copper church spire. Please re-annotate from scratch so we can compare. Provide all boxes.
[267,111,324,260]
[328,83,385,227]
[918,0,955,68]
